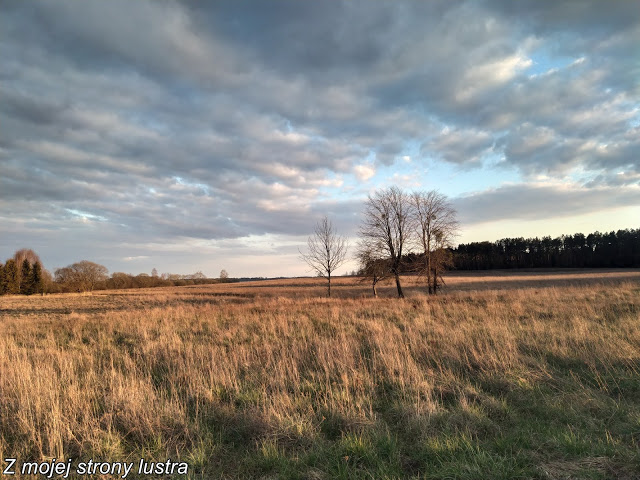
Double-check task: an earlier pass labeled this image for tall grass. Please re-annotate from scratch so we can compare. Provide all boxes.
[1,276,639,478]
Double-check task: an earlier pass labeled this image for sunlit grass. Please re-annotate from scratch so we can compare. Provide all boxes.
[1,272,639,478]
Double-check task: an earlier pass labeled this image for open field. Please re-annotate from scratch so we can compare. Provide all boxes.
[1,270,639,479]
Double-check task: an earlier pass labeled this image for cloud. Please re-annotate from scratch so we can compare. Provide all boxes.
[0,0,637,275]
[353,164,376,182]
[124,256,149,262]
[425,127,494,165]
[455,182,640,225]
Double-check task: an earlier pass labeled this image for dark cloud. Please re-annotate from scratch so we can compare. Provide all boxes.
[455,182,640,225]
[424,128,494,166]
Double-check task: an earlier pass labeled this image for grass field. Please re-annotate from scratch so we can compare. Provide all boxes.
[1,270,639,479]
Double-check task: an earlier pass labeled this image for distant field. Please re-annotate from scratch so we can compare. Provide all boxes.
[1,270,639,479]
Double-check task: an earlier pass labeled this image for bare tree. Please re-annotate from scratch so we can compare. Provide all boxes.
[411,190,459,294]
[55,260,108,292]
[359,186,413,298]
[111,272,133,289]
[430,235,455,293]
[300,216,348,297]
[219,269,229,280]
[356,240,390,298]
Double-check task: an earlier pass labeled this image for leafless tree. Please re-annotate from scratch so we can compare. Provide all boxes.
[300,216,348,297]
[187,271,207,280]
[219,269,229,280]
[111,272,132,289]
[359,186,413,298]
[55,260,108,292]
[356,240,390,298]
[411,190,459,294]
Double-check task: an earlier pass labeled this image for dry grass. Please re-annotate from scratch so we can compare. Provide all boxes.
[1,271,639,478]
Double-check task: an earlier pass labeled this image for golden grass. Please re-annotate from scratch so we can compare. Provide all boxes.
[0,271,639,478]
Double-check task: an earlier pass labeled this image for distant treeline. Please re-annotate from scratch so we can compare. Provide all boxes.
[103,273,267,290]
[449,229,640,270]
[103,272,218,290]
[3,228,639,296]
[0,249,270,295]
[0,250,233,295]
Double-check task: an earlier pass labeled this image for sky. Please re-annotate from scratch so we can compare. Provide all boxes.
[1,1,639,278]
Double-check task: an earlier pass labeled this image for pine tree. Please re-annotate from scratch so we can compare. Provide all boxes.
[29,261,44,295]
[20,258,32,294]
[13,249,42,287]
[4,259,19,294]
[0,263,6,295]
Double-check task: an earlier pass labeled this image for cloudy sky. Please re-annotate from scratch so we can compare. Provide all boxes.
[1,1,639,277]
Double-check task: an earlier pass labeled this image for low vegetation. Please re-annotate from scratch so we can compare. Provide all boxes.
[1,272,639,479]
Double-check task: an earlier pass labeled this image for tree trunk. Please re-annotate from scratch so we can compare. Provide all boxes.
[426,260,433,295]
[432,267,438,295]
[394,272,404,298]
[372,281,378,298]
[427,237,433,295]
[327,273,331,297]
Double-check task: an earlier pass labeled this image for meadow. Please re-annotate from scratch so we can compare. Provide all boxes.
[1,270,639,479]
